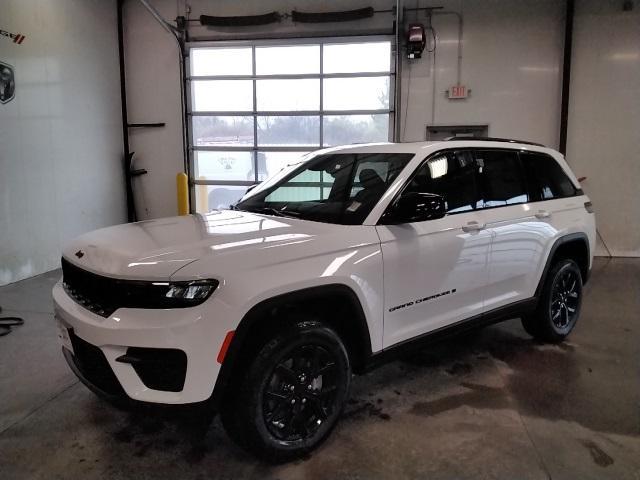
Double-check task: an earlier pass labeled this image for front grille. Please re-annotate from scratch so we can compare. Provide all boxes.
[69,330,125,396]
[62,257,121,317]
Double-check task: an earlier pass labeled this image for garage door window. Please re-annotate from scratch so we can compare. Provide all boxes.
[188,39,394,212]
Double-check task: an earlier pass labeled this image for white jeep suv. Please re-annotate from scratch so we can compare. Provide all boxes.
[53,138,595,460]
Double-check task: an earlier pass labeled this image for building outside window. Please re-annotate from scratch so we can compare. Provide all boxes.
[187,38,394,212]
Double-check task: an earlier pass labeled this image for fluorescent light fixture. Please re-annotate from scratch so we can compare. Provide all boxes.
[519,66,558,73]
[609,52,639,61]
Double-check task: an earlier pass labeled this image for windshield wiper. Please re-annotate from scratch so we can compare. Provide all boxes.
[242,206,300,218]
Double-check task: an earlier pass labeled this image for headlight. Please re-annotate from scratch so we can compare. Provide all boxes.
[164,281,218,303]
[61,254,219,316]
[119,279,219,310]
[78,279,222,312]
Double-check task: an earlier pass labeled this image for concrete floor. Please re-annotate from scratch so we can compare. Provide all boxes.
[0,258,638,479]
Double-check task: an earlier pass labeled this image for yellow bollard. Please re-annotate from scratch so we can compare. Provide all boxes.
[176,172,189,215]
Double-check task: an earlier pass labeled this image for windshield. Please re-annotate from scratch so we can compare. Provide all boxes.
[235,152,414,224]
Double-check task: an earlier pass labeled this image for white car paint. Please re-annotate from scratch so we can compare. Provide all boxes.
[53,140,595,404]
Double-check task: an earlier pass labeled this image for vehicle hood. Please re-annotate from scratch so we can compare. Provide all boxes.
[62,210,369,280]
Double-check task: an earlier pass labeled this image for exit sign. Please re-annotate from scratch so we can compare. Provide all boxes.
[448,85,468,99]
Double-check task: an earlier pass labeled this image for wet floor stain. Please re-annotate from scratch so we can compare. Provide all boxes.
[481,328,639,436]
[402,351,441,368]
[114,426,134,443]
[163,437,178,447]
[106,407,216,464]
[184,444,211,464]
[580,439,614,467]
[358,323,640,437]
[410,382,510,417]
[343,398,392,421]
[133,443,150,457]
[446,362,473,376]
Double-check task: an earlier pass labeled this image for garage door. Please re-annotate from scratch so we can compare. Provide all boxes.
[186,37,394,212]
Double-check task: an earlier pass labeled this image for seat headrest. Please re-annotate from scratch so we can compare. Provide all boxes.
[359,169,384,188]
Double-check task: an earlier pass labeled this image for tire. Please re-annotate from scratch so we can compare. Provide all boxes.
[221,320,351,462]
[522,258,583,343]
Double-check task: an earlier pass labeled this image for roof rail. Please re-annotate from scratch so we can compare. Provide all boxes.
[444,136,546,147]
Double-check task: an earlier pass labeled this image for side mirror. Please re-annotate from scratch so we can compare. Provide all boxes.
[385,192,446,224]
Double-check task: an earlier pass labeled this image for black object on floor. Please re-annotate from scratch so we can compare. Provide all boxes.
[0,305,24,337]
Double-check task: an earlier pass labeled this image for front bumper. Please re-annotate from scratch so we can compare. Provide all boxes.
[53,280,229,404]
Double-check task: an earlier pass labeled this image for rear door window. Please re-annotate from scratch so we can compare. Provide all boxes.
[475,149,529,208]
[520,152,578,200]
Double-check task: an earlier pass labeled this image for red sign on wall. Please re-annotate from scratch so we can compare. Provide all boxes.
[0,28,26,45]
[448,85,468,99]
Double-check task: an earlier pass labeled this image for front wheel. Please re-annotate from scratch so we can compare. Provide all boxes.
[522,258,583,343]
[221,320,351,462]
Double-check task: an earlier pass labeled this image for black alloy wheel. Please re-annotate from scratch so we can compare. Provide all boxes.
[262,344,339,441]
[522,258,583,342]
[221,320,351,462]
[550,267,581,329]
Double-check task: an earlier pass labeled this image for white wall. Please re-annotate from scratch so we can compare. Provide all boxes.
[123,0,638,256]
[566,0,640,257]
[400,0,564,147]
[0,0,126,285]
[123,0,185,219]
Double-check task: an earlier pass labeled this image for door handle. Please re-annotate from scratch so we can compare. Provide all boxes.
[535,210,551,219]
[461,221,485,232]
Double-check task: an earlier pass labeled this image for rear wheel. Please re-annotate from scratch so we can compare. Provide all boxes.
[522,258,583,342]
[221,320,351,462]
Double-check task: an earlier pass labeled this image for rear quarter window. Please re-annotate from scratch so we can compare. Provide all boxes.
[520,152,578,201]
